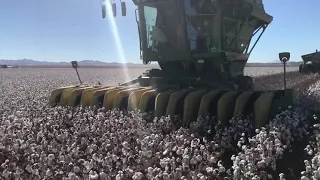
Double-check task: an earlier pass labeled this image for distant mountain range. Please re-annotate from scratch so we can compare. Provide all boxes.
[0,59,150,68]
[0,59,302,68]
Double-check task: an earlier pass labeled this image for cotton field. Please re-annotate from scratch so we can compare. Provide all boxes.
[0,67,319,180]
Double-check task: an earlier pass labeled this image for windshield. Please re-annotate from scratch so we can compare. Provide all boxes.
[141,1,187,52]
[182,0,258,53]
[143,6,158,50]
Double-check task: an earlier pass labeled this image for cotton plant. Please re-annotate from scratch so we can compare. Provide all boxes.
[0,67,320,180]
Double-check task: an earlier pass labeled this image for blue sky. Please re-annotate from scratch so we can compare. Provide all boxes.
[0,0,318,63]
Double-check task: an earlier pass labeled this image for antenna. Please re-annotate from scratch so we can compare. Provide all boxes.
[71,61,82,84]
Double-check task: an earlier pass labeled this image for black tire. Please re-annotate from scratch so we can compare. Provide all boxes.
[143,68,163,77]
[312,66,317,74]
[237,76,253,90]
[299,64,303,73]
[302,65,308,74]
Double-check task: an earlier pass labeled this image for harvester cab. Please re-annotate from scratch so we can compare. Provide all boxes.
[49,0,294,129]
[299,49,320,74]
[106,0,274,90]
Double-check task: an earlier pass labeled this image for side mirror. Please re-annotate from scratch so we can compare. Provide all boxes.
[101,4,107,18]
[112,3,117,17]
[100,0,107,18]
[121,1,126,16]
[279,52,290,63]
[71,61,78,69]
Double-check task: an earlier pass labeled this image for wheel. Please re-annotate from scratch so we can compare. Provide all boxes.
[312,66,317,74]
[143,68,163,77]
[302,65,309,74]
[237,76,253,90]
[299,64,303,73]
